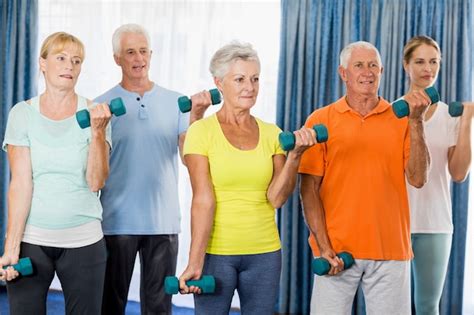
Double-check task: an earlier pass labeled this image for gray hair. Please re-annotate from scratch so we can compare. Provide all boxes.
[112,24,150,55]
[339,41,382,68]
[209,41,260,79]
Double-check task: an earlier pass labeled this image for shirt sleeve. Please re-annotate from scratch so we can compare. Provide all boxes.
[449,116,460,147]
[298,113,326,176]
[2,102,30,151]
[183,119,209,156]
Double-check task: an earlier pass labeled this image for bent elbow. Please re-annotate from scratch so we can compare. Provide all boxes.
[408,178,427,189]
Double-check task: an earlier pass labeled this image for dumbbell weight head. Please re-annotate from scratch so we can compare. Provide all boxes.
[2,257,33,276]
[312,251,354,276]
[178,88,222,113]
[278,124,328,151]
[76,97,126,129]
[449,102,463,117]
[164,275,216,295]
[392,87,440,118]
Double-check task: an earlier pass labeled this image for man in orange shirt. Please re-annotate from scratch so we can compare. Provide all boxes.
[299,41,431,314]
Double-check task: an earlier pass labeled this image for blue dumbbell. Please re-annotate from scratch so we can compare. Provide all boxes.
[3,257,33,276]
[278,124,328,151]
[312,252,354,276]
[392,87,439,118]
[76,98,126,129]
[178,89,221,113]
[164,275,215,295]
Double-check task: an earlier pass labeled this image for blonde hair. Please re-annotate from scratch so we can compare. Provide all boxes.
[403,35,441,64]
[40,32,85,60]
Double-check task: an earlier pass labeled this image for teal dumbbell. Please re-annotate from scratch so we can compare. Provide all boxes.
[392,87,439,118]
[178,89,221,113]
[279,124,328,151]
[164,275,215,295]
[3,257,33,276]
[312,252,354,276]
[76,98,126,129]
[448,102,466,117]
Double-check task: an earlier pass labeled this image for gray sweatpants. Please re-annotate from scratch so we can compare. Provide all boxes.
[310,259,411,315]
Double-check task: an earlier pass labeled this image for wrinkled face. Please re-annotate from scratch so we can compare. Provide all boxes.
[339,48,383,97]
[40,44,82,90]
[215,59,260,110]
[114,32,151,80]
[404,44,440,90]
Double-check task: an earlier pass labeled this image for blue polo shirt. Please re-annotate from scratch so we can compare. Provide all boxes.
[95,84,189,234]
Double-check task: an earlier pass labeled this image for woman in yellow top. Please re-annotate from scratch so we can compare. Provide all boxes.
[179,42,316,314]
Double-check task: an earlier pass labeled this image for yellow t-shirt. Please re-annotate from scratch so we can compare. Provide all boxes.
[184,114,285,255]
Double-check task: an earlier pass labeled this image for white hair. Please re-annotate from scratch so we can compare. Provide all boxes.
[339,41,382,68]
[112,24,150,55]
[209,41,260,80]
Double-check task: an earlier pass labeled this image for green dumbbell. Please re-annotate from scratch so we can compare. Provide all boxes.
[392,87,439,118]
[448,102,466,117]
[76,97,126,129]
[279,124,328,151]
[164,275,215,295]
[312,252,354,276]
[3,257,33,276]
[178,89,221,113]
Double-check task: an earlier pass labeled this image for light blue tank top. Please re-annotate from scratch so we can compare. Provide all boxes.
[2,95,111,229]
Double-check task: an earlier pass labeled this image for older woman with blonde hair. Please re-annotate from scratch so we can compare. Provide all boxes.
[0,32,112,314]
[178,41,317,314]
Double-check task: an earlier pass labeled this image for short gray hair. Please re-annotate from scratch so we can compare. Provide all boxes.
[209,41,260,79]
[112,24,150,55]
[339,41,382,68]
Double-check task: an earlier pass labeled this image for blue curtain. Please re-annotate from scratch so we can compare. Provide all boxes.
[276,0,472,314]
[0,0,38,253]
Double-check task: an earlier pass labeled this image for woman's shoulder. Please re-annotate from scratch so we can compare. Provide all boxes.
[254,117,282,134]
[189,113,218,132]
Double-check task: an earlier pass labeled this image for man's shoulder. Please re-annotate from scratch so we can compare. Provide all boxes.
[153,84,183,99]
[94,85,121,103]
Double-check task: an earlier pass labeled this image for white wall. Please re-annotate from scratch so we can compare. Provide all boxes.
[38,0,281,308]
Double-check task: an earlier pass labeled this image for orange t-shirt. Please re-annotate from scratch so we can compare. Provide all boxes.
[298,97,413,260]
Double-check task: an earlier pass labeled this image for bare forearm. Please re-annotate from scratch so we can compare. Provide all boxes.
[406,119,430,188]
[300,177,332,253]
[4,183,32,256]
[188,202,215,269]
[267,153,301,208]
[450,116,472,182]
[86,131,109,191]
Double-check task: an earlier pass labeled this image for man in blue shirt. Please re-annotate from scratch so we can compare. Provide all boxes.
[96,23,211,314]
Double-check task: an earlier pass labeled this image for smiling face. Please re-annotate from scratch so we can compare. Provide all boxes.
[215,59,260,111]
[114,32,151,81]
[338,47,383,98]
[404,44,441,90]
[40,43,83,90]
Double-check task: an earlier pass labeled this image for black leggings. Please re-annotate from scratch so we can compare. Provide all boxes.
[6,239,107,315]
[101,234,179,315]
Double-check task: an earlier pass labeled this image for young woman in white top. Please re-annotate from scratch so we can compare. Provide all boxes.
[402,35,472,315]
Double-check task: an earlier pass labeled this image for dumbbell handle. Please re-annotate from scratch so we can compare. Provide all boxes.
[392,87,439,118]
[76,97,126,129]
[164,275,215,295]
[178,89,221,113]
[279,124,328,151]
[2,257,33,276]
[312,252,354,276]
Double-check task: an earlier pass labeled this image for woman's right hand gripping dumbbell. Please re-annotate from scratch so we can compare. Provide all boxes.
[0,253,20,281]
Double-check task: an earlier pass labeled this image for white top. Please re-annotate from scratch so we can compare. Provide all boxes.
[407,102,459,233]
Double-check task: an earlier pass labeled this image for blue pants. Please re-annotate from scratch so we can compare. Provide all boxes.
[411,233,452,315]
[194,250,281,315]
[6,239,107,315]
